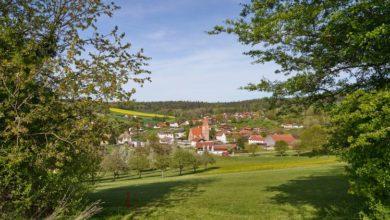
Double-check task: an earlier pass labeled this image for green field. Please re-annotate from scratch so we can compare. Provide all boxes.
[109,107,175,119]
[89,155,364,219]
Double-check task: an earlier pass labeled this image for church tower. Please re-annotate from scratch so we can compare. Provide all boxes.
[201,117,210,141]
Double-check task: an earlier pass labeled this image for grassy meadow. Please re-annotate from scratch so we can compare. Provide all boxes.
[89,154,364,219]
[109,108,175,119]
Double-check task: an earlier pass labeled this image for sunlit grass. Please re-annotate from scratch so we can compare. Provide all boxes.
[109,107,175,119]
[207,155,339,174]
[89,155,362,219]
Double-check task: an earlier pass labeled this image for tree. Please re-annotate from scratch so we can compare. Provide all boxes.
[0,1,150,217]
[300,125,328,154]
[101,149,128,181]
[128,149,149,178]
[209,127,217,140]
[245,144,258,157]
[329,90,390,218]
[213,2,389,216]
[170,148,193,175]
[200,151,216,169]
[291,140,304,157]
[147,132,159,146]
[153,154,170,178]
[189,153,202,173]
[211,1,389,101]
[274,141,289,156]
[236,136,247,150]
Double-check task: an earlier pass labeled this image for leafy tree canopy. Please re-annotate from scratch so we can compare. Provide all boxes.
[211,0,389,101]
[274,140,288,156]
[0,0,150,217]
[329,90,390,217]
[300,125,328,153]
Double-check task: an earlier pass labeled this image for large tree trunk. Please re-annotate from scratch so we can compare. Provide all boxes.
[161,170,164,178]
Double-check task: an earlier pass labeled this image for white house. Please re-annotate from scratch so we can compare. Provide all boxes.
[180,120,190,126]
[159,137,174,145]
[195,141,237,156]
[130,140,146,148]
[281,124,304,129]
[248,135,265,145]
[190,138,201,147]
[170,122,179,128]
[216,132,227,143]
[157,132,174,140]
[117,131,132,145]
[174,131,186,139]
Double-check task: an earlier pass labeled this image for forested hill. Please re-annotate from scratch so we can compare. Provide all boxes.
[111,98,309,119]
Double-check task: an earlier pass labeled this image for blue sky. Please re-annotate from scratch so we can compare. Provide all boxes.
[98,0,280,102]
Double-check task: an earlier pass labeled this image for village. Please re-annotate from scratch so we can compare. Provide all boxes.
[116,111,301,156]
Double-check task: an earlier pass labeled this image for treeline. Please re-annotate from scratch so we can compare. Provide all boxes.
[111,97,320,123]
[101,144,216,180]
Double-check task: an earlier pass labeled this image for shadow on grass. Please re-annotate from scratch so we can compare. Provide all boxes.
[89,177,216,219]
[97,166,220,184]
[267,173,363,219]
[297,150,333,157]
[192,166,219,174]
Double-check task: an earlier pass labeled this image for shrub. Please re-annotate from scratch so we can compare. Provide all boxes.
[274,141,289,156]
[245,144,259,156]
[330,90,390,218]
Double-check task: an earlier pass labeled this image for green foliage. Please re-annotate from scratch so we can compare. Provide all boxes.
[171,149,193,175]
[153,154,171,178]
[210,127,217,139]
[245,144,259,157]
[300,125,328,154]
[275,141,289,156]
[200,151,216,169]
[330,90,390,217]
[0,1,150,217]
[236,137,247,150]
[101,148,128,180]
[151,142,172,178]
[212,0,389,100]
[90,157,355,219]
[291,140,303,156]
[189,153,202,173]
[128,149,149,178]
[147,132,159,146]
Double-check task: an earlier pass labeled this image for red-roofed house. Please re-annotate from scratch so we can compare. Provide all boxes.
[264,134,296,150]
[248,135,265,145]
[195,141,237,156]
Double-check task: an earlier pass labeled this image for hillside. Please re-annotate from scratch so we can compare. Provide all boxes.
[111,97,312,122]
[109,107,175,119]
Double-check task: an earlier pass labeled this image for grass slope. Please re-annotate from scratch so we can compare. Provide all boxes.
[109,107,175,119]
[90,156,363,219]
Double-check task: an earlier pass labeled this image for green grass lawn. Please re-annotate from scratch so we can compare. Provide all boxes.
[89,155,363,219]
[109,107,175,119]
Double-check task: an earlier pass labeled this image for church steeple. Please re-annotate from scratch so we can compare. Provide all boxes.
[201,117,210,141]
